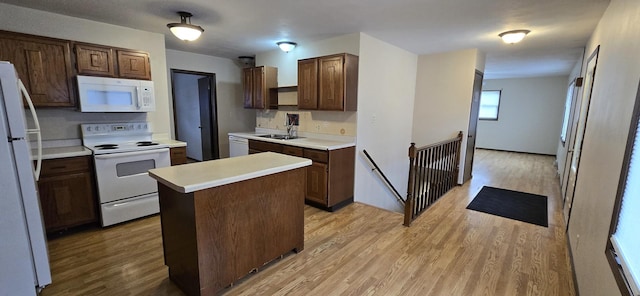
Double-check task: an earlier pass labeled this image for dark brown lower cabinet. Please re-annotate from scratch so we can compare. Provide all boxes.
[37,156,97,232]
[170,147,187,165]
[248,139,354,211]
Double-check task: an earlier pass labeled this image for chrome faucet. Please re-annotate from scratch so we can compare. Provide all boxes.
[286,113,299,138]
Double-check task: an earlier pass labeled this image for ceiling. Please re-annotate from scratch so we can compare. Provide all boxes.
[0,0,610,79]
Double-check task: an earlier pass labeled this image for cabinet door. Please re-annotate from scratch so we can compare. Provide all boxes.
[297,59,318,110]
[170,147,187,165]
[318,55,345,110]
[38,172,97,232]
[0,33,75,107]
[117,50,151,80]
[252,67,266,109]
[75,43,115,77]
[306,162,328,205]
[242,67,254,108]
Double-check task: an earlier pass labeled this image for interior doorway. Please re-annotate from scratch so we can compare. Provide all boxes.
[170,69,219,161]
[463,70,484,183]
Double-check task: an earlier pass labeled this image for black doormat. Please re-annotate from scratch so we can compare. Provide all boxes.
[466,186,548,227]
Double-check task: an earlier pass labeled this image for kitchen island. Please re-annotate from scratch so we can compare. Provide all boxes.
[148,152,311,296]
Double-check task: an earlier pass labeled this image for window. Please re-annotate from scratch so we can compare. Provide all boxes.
[607,81,640,296]
[560,81,576,143]
[479,90,501,120]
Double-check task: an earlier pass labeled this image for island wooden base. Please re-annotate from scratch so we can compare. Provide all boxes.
[158,168,306,296]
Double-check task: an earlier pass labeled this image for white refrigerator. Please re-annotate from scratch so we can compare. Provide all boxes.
[0,61,51,295]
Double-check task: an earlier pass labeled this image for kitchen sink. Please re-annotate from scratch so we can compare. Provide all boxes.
[258,134,302,140]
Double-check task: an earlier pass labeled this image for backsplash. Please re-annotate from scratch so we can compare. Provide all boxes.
[256,108,357,137]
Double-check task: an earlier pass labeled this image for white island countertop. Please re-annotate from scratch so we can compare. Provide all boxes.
[149,152,312,193]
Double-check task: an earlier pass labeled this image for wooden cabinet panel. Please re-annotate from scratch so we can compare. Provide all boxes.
[38,156,97,232]
[297,59,318,110]
[75,43,115,77]
[318,55,345,110]
[306,162,328,204]
[170,147,187,166]
[297,53,358,111]
[242,66,277,109]
[38,172,96,232]
[303,148,328,163]
[249,139,282,153]
[282,145,303,157]
[0,31,75,107]
[117,50,151,80]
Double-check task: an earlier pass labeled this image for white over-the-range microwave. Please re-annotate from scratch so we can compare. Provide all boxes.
[77,75,155,112]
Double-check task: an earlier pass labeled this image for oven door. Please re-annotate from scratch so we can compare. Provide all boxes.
[94,148,170,203]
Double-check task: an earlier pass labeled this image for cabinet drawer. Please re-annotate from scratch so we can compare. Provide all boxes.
[282,145,303,157]
[249,140,282,153]
[303,149,328,163]
[170,147,187,166]
[40,156,91,176]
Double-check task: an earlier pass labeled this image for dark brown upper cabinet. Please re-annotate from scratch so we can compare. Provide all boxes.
[75,43,115,77]
[0,30,76,107]
[243,66,277,109]
[297,53,358,111]
[76,43,151,80]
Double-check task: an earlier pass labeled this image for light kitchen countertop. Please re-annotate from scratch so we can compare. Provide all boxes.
[155,139,187,148]
[36,146,93,160]
[149,152,311,194]
[228,131,355,150]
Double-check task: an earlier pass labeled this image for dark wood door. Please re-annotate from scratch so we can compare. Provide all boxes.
[75,43,115,77]
[38,172,96,232]
[463,70,483,183]
[0,32,75,107]
[297,59,318,109]
[242,67,254,108]
[117,50,151,80]
[306,162,328,204]
[252,67,266,109]
[318,55,345,110]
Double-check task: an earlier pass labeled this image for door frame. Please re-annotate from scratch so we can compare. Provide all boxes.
[170,69,219,161]
[463,69,484,183]
[564,46,600,228]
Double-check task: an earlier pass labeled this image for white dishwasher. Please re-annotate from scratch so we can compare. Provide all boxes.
[228,135,248,157]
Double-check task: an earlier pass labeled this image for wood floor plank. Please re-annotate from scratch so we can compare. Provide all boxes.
[41,149,575,296]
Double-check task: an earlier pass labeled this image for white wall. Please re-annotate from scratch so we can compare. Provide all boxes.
[0,3,170,140]
[412,48,484,183]
[476,76,568,155]
[355,33,418,212]
[165,49,255,158]
[568,0,640,295]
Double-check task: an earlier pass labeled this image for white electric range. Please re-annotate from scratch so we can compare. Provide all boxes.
[82,122,170,226]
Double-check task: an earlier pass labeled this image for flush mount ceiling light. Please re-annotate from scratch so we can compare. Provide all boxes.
[498,30,531,44]
[167,11,204,41]
[277,41,297,53]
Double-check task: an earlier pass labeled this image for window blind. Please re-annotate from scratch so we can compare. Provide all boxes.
[611,116,640,296]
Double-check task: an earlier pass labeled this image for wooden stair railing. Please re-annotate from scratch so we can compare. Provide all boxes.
[404,131,463,226]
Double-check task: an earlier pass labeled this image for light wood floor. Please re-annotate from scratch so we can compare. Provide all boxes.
[41,149,575,296]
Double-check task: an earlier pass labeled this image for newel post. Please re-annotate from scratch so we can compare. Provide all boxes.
[404,143,417,226]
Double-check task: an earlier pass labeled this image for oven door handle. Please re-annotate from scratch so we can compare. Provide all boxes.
[94,148,170,159]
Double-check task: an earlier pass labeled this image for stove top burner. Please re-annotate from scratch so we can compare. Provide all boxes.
[98,146,118,150]
[137,141,159,146]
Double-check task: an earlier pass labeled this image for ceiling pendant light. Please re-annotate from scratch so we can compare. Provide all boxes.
[498,30,531,44]
[167,11,204,41]
[277,41,297,53]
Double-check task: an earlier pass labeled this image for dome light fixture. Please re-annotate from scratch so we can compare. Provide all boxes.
[277,41,297,53]
[498,30,531,44]
[167,11,204,41]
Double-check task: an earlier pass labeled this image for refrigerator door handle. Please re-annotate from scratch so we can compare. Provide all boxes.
[18,79,42,181]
